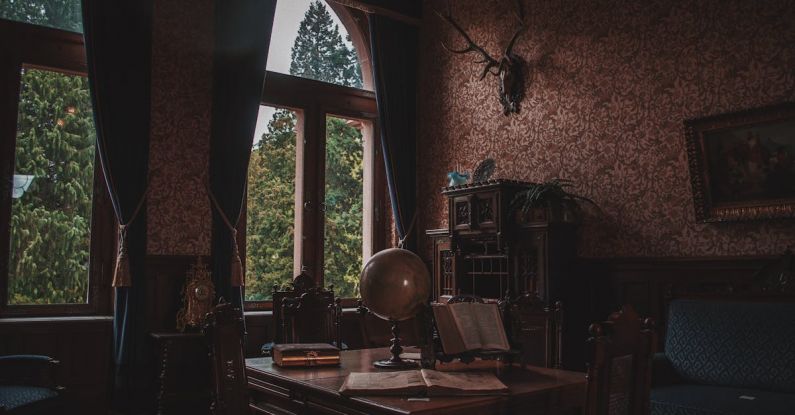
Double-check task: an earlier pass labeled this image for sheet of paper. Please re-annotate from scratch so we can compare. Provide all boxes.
[448,302,484,350]
[340,371,426,396]
[420,369,508,395]
[433,304,467,354]
[474,303,510,351]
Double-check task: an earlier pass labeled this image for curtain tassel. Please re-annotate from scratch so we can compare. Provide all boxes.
[112,224,132,287]
[230,229,244,287]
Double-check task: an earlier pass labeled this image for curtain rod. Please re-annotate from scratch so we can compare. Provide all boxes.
[327,0,422,26]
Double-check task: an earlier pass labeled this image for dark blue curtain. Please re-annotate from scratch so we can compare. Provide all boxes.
[210,0,276,306]
[82,0,152,411]
[368,14,419,251]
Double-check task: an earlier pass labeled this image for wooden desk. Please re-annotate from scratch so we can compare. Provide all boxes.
[246,348,585,415]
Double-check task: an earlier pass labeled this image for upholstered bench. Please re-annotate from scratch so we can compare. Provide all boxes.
[651,299,795,415]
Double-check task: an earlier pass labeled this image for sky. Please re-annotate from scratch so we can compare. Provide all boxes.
[253,0,355,145]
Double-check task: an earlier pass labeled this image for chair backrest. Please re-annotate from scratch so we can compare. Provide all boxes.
[504,293,562,368]
[447,294,485,304]
[585,305,656,415]
[203,303,248,415]
[273,274,341,348]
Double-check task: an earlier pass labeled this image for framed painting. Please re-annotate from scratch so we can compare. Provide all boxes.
[685,102,795,222]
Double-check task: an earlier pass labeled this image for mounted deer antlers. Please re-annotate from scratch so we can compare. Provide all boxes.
[436,0,527,115]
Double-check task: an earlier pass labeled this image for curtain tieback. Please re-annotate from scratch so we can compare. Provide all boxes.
[113,224,131,287]
[206,182,244,287]
[111,185,149,288]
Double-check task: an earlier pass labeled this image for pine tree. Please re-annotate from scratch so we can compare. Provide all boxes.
[8,68,95,304]
[289,0,362,88]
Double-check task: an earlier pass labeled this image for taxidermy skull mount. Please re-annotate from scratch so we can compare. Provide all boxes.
[436,0,526,116]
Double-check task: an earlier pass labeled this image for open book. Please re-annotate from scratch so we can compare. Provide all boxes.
[339,369,508,396]
[432,302,510,355]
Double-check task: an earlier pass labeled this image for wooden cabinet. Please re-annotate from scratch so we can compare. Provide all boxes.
[427,180,587,369]
[428,180,577,303]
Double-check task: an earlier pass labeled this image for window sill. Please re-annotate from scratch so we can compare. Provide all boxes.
[244,310,272,318]
[0,315,113,324]
[243,307,361,319]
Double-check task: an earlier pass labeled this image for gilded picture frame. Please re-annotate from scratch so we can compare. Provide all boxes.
[685,102,795,222]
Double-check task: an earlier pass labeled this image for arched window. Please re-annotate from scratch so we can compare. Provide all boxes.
[244,0,383,306]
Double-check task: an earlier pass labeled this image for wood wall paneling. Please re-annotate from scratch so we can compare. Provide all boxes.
[0,317,112,415]
[584,255,793,348]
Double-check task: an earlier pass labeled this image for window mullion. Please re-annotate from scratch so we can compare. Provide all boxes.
[296,105,326,288]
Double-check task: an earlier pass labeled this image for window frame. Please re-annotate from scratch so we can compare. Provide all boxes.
[0,20,115,317]
[242,73,386,311]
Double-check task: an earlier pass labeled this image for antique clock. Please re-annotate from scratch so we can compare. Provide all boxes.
[176,257,215,331]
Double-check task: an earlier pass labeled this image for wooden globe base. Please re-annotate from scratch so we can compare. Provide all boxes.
[373,320,418,369]
[374,357,418,369]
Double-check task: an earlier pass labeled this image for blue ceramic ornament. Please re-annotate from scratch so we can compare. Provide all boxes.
[447,171,469,187]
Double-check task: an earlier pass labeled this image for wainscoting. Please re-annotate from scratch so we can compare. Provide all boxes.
[584,255,790,346]
[0,316,113,415]
[148,254,790,360]
[0,253,782,414]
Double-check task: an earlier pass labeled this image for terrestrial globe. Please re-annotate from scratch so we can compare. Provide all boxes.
[359,248,431,321]
[359,247,431,368]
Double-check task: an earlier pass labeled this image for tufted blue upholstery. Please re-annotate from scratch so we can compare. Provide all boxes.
[664,300,795,393]
[0,386,58,411]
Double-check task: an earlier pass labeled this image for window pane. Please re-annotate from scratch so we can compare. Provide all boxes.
[324,116,364,298]
[0,0,83,33]
[267,0,368,90]
[246,106,298,301]
[8,67,95,305]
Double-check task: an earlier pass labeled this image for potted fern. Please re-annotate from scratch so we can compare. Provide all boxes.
[510,178,598,224]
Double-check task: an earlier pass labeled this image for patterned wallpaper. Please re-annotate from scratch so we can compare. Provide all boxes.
[147,0,214,255]
[417,0,795,258]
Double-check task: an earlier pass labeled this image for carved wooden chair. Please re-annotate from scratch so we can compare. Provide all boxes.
[267,274,341,353]
[585,305,656,415]
[203,303,248,415]
[503,292,563,368]
[447,294,486,304]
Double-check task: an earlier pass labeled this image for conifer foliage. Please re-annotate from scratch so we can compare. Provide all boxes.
[0,0,82,32]
[8,69,95,304]
[289,0,362,89]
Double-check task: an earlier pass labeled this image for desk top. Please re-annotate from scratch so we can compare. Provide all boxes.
[246,347,585,415]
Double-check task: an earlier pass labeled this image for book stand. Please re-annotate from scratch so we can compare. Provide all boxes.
[429,294,518,365]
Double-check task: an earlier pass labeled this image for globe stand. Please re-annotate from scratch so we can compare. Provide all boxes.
[373,320,418,369]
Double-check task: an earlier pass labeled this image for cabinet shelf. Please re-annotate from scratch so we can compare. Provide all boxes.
[466,271,509,276]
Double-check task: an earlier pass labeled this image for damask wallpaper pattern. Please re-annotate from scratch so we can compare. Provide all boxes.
[147,0,213,255]
[417,0,795,258]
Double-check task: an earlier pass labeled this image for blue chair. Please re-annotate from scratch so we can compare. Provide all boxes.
[0,355,62,415]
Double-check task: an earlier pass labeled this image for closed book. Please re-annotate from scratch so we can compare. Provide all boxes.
[272,343,340,367]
